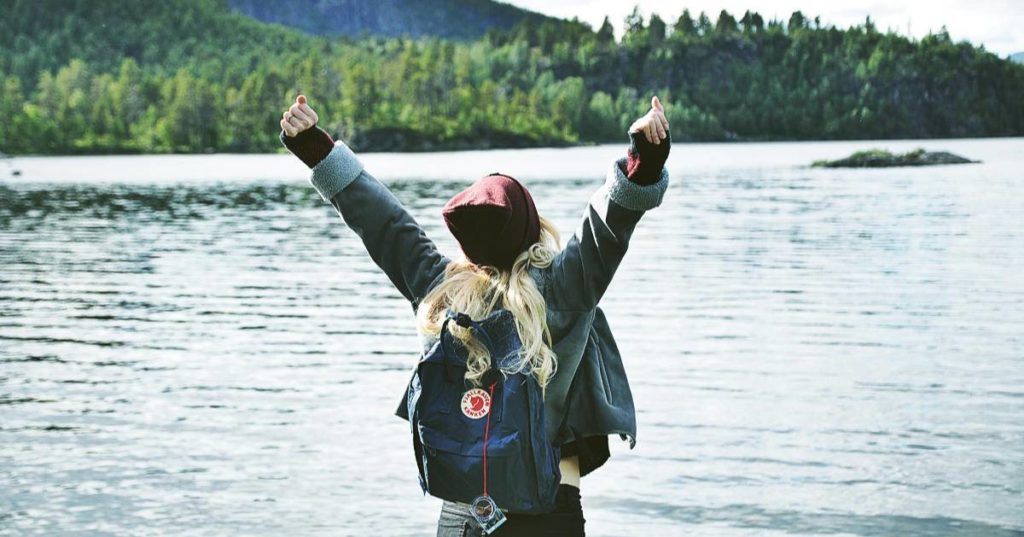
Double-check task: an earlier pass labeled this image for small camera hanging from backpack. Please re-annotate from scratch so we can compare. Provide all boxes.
[470,493,507,534]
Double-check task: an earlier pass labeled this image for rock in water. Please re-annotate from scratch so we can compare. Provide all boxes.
[812,148,978,168]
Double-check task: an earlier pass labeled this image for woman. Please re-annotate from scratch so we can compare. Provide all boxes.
[280,94,671,536]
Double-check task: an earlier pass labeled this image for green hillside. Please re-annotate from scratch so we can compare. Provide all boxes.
[1,1,1022,155]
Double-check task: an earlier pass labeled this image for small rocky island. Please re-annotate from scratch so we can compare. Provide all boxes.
[813,148,978,168]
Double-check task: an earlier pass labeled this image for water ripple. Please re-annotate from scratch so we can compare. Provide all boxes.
[2,139,1023,536]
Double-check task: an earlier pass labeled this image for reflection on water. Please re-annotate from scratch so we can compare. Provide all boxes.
[2,138,1023,536]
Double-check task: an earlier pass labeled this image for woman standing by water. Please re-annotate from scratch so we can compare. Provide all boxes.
[280,94,671,536]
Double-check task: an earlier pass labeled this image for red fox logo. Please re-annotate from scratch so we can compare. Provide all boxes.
[461,388,491,419]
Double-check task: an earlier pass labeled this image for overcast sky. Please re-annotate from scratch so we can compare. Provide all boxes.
[503,0,1023,57]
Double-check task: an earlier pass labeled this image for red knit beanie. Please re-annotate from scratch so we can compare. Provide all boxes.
[442,172,541,271]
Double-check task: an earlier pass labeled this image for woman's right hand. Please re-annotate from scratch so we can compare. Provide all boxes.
[280,94,319,137]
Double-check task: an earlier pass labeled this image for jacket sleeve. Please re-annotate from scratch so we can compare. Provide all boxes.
[304,139,451,310]
[543,132,670,312]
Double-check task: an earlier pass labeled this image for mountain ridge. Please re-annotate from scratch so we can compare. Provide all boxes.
[226,0,579,40]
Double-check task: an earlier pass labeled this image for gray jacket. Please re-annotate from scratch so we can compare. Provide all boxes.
[304,139,669,475]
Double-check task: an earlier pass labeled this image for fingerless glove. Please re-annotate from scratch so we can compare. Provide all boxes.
[625,129,671,186]
[280,125,335,169]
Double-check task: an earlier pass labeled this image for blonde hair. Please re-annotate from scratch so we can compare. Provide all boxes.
[416,215,562,391]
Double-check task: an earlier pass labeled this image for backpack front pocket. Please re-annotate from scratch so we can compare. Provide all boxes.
[419,425,519,506]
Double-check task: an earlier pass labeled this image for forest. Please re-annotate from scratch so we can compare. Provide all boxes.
[1,0,1022,154]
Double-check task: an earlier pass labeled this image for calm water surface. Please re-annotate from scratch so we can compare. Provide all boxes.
[2,138,1023,536]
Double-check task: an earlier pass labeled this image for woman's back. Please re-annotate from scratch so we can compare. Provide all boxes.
[280,93,672,536]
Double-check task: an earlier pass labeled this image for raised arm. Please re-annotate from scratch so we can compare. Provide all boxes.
[543,96,671,312]
[280,95,450,311]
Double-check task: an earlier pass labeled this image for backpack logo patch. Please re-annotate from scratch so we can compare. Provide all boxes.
[461,388,491,419]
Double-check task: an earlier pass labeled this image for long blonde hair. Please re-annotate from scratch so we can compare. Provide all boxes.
[416,215,562,390]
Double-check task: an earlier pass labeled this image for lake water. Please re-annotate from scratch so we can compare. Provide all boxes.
[2,138,1023,536]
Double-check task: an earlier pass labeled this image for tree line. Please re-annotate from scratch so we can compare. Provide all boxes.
[1,0,1021,154]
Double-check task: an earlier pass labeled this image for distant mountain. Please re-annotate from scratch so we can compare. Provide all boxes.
[1011,52,1024,64]
[226,0,576,40]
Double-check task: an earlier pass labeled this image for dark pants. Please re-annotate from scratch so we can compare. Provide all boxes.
[435,485,586,537]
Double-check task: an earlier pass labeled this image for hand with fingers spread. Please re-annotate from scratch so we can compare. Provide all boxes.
[629,95,670,145]
[281,94,320,138]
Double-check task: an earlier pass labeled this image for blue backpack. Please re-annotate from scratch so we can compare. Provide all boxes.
[400,307,562,523]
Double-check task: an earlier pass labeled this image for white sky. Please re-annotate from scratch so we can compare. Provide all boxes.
[503,0,1023,57]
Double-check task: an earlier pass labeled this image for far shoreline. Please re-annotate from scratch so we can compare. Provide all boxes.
[3,134,1023,159]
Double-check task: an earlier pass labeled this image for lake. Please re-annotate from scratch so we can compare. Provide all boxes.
[2,138,1023,536]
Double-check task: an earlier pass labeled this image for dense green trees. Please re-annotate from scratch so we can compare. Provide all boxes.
[0,0,1021,154]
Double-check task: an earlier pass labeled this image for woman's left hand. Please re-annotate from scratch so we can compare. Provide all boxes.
[629,95,670,145]
[281,94,320,138]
